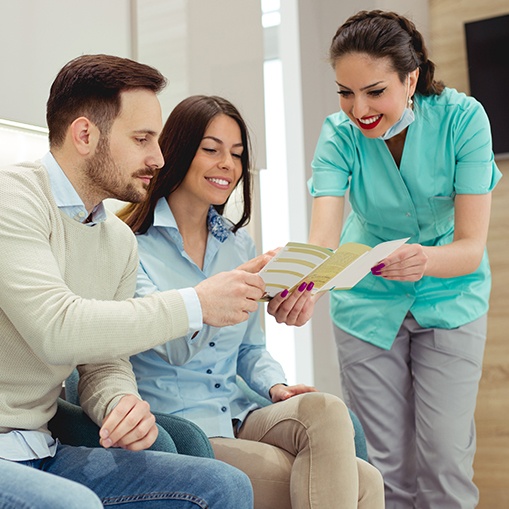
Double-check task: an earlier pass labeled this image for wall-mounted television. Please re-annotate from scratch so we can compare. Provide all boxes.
[464,14,509,159]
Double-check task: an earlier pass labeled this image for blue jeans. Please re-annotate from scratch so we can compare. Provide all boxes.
[16,444,254,508]
[0,458,102,509]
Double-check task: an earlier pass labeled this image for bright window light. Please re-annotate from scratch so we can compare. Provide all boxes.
[261,0,280,27]
[262,11,281,28]
[261,0,280,13]
[260,58,297,384]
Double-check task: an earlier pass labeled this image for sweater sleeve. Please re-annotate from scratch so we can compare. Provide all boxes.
[77,359,140,426]
[0,167,191,367]
[77,242,141,426]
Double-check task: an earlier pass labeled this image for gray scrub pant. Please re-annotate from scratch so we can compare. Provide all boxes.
[334,312,487,509]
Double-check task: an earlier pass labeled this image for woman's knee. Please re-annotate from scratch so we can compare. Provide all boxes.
[294,392,352,430]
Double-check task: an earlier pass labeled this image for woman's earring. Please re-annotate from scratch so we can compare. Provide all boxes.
[407,97,413,108]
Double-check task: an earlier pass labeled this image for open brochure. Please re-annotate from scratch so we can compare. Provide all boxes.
[259,237,409,300]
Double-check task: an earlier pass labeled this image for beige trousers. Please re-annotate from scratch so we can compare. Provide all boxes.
[211,392,384,509]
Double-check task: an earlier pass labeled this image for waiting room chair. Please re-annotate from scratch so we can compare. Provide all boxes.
[53,370,368,462]
[49,369,214,458]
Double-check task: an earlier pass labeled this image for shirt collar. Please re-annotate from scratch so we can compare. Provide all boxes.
[153,197,232,242]
[42,152,107,225]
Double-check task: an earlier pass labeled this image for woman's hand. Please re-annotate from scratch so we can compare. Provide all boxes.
[266,282,317,327]
[371,243,428,281]
[269,383,318,403]
[373,194,492,281]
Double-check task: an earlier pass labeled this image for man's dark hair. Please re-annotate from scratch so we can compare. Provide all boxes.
[46,54,167,147]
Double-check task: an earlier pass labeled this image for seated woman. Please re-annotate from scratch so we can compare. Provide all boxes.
[119,95,384,509]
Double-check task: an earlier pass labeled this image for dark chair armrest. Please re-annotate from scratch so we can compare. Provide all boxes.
[50,398,178,453]
[348,409,368,462]
[49,398,102,448]
[153,411,214,458]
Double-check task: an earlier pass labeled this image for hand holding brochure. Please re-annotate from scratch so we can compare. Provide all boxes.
[259,238,409,299]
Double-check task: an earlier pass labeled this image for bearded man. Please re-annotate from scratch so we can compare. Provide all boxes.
[0,54,264,509]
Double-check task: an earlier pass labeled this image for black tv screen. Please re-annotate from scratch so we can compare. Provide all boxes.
[464,14,509,158]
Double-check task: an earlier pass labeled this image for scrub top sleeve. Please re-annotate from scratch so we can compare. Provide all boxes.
[454,99,502,194]
[308,115,353,197]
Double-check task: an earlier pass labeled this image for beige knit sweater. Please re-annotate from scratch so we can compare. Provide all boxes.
[0,162,190,435]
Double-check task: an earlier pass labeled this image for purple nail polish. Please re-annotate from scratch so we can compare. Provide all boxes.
[372,271,382,276]
[307,282,314,291]
[298,282,307,292]
[372,263,385,271]
[280,289,289,298]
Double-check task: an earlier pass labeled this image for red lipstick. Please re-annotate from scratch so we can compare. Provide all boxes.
[357,114,382,130]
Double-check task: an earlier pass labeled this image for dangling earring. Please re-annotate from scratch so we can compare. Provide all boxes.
[407,96,413,109]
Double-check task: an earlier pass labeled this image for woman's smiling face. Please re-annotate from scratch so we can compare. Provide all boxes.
[334,52,418,139]
[176,113,244,209]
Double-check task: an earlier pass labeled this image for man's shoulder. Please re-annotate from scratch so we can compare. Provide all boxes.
[0,160,46,179]
[0,161,50,193]
[0,161,52,209]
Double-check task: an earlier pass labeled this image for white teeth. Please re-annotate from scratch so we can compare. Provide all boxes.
[207,177,229,186]
[358,115,381,125]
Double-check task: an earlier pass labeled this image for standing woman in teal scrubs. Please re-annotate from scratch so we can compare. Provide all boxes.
[303,9,501,509]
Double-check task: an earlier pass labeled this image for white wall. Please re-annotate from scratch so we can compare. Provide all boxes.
[0,0,132,128]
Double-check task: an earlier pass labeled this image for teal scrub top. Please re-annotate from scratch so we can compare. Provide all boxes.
[308,88,502,350]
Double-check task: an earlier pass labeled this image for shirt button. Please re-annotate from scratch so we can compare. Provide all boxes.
[78,211,86,217]
[206,369,212,374]
[221,406,227,412]
[209,342,216,347]
[406,212,411,217]
[215,383,221,389]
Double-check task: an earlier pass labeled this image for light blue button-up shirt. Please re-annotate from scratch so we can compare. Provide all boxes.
[309,88,502,349]
[43,152,108,225]
[131,198,286,438]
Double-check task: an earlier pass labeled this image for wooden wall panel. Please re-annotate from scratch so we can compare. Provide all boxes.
[429,1,509,506]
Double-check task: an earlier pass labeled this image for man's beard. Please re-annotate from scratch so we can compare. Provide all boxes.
[84,137,151,204]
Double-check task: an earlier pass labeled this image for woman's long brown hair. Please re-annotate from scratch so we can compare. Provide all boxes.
[118,95,253,234]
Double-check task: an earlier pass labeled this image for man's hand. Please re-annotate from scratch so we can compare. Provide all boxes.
[236,249,279,273]
[99,395,158,451]
[195,270,265,327]
[267,282,316,327]
[269,383,318,403]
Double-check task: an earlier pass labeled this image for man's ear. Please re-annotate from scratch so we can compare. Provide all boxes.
[69,117,100,156]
